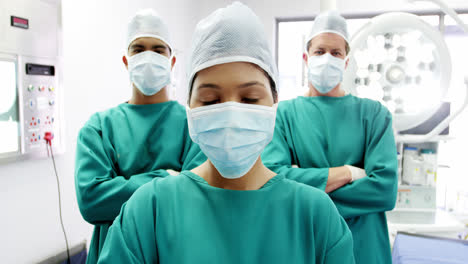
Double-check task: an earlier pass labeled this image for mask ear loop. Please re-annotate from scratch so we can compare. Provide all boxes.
[342,51,351,95]
[272,102,279,111]
[165,51,175,99]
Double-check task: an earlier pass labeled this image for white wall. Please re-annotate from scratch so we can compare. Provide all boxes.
[0,0,198,263]
[242,0,319,54]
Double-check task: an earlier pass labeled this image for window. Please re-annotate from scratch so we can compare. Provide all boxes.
[0,59,19,155]
[277,20,312,101]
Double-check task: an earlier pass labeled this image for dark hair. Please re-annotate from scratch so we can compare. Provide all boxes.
[265,73,278,103]
[187,65,278,104]
[306,39,350,55]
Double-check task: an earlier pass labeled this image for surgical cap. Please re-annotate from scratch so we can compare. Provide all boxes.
[126,9,172,53]
[306,10,349,47]
[187,2,278,94]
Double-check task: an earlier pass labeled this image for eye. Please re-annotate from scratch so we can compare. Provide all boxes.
[133,49,143,54]
[201,99,220,106]
[314,50,324,55]
[154,49,169,56]
[332,51,342,57]
[242,98,259,104]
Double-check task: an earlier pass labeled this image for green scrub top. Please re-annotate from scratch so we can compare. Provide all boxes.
[98,171,355,264]
[74,101,206,264]
[262,95,398,264]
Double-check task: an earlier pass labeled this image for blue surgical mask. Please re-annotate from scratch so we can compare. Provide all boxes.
[128,51,171,96]
[187,102,276,179]
[307,53,345,94]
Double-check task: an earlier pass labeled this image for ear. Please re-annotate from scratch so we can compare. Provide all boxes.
[303,52,308,64]
[122,55,128,69]
[171,56,177,70]
[345,57,349,70]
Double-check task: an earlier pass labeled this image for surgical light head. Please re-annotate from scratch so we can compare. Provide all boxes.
[126,9,172,54]
[343,12,451,132]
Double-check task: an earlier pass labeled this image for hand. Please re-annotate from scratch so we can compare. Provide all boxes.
[344,165,366,182]
[326,166,352,193]
[166,169,180,176]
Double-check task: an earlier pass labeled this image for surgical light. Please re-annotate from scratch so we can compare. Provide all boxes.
[343,0,468,143]
[344,12,451,132]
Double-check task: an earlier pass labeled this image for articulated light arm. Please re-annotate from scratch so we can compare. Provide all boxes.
[408,0,468,34]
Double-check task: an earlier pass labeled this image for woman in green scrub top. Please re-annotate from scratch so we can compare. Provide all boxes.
[98,3,355,264]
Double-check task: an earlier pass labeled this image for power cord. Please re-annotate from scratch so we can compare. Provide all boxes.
[45,132,71,264]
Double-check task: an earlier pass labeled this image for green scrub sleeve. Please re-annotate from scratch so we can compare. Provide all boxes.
[97,183,158,264]
[329,107,398,219]
[75,124,169,225]
[263,111,329,191]
[324,200,356,264]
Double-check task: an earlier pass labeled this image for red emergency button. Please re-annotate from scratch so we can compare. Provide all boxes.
[32,133,35,137]
[32,117,35,120]
[34,122,37,126]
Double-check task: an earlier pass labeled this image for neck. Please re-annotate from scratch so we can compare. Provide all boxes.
[128,85,170,105]
[192,158,276,191]
[306,83,346,97]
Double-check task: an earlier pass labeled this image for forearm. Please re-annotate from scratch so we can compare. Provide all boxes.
[272,165,329,191]
[329,169,398,219]
[76,170,168,224]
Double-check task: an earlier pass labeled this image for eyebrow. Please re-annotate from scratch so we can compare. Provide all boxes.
[129,44,145,50]
[197,81,266,90]
[197,83,221,90]
[313,46,344,52]
[238,81,266,89]
[129,44,168,50]
[152,45,168,50]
